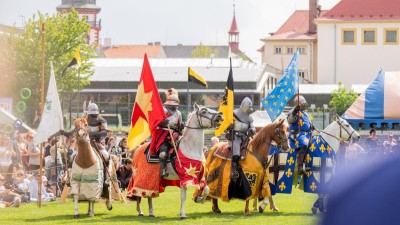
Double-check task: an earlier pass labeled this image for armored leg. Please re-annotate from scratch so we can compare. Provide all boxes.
[159,143,170,178]
[297,146,310,175]
[231,137,241,180]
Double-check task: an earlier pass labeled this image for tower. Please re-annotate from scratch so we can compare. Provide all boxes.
[57,0,101,46]
[228,4,240,54]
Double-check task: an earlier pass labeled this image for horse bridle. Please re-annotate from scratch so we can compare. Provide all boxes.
[316,118,355,144]
[185,107,222,129]
[274,123,289,149]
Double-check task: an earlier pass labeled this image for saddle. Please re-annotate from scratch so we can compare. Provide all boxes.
[144,144,175,164]
[213,143,248,160]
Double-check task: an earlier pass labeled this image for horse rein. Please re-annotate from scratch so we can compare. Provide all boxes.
[274,124,289,150]
[315,119,354,144]
[185,107,222,129]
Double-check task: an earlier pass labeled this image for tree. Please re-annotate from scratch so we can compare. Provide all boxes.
[191,42,219,58]
[329,82,358,116]
[0,10,96,116]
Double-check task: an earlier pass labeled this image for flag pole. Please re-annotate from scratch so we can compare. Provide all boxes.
[38,22,45,209]
[187,67,190,116]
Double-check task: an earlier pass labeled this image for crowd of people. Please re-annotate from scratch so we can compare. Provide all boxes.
[0,128,133,208]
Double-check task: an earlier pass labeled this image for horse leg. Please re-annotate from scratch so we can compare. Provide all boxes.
[89,201,95,217]
[179,185,187,219]
[136,197,144,216]
[258,197,269,213]
[269,196,279,211]
[252,198,258,211]
[195,185,210,204]
[86,201,90,215]
[73,194,79,218]
[148,198,155,217]
[212,198,221,213]
[244,200,251,216]
[312,196,320,214]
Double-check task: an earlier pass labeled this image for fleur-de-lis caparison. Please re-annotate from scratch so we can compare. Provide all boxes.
[320,144,326,153]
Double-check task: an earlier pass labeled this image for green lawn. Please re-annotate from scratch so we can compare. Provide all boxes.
[0,187,321,225]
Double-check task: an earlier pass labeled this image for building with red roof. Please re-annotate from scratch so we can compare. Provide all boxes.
[259,0,323,86]
[316,0,400,86]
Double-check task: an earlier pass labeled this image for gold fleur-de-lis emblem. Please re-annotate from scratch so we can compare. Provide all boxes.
[299,119,304,127]
[264,100,269,104]
[279,182,286,191]
[320,144,326,153]
[326,145,332,154]
[306,154,311,163]
[310,182,317,192]
[285,168,293,177]
[316,137,320,144]
[287,157,295,165]
[289,148,295,154]
[309,143,316,152]
[306,170,312,177]
[295,140,299,147]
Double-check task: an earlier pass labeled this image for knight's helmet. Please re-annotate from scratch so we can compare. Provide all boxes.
[240,97,254,115]
[294,95,308,110]
[87,102,99,115]
[164,88,180,106]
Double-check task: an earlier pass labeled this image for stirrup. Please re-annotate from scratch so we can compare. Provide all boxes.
[160,169,169,178]
[231,170,239,179]
[298,167,305,175]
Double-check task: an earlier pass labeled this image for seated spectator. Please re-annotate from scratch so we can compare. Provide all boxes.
[116,159,133,190]
[345,140,366,166]
[383,132,398,155]
[0,174,21,207]
[0,135,16,174]
[41,176,55,201]
[28,171,54,202]
[14,170,30,193]
[211,136,220,146]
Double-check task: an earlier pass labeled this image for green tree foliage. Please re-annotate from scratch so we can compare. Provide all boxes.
[191,42,219,58]
[0,10,95,108]
[329,82,358,116]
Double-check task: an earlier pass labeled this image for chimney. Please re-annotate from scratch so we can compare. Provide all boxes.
[148,42,153,45]
[309,0,318,34]
[103,37,112,48]
[154,41,161,45]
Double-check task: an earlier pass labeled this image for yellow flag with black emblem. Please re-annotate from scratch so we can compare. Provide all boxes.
[215,59,234,137]
[188,67,208,88]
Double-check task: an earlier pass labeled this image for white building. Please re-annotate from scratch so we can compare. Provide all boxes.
[316,0,400,87]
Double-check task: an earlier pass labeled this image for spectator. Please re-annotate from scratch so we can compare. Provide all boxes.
[16,134,29,169]
[106,137,117,154]
[0,135,16,174]
[105,129,113,146]
[28,171,54,202]
[0,174,21,207]
[211,136,220,146]
[345,139,366,166]
[25,132,41,171]
[117,137,128,164]
[116,158,132,190]
[365,128,381,158]
[41,176,55,201]
[203,146,209,156]
[383,132,397,155]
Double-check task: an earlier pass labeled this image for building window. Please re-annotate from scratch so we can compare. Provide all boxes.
[298,71,305,79]
[384,28,398,45]
[297,47,306,55]
[342,28,356,45]
[287,47,294,54]
[274,47,282,55]
[362,28,377,45]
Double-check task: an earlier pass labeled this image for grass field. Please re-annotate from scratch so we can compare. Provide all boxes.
[0,187,321,225]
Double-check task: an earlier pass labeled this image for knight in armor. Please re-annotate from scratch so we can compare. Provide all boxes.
[227,97,256,180]
[149,88,184,178]
[287,95,314,175]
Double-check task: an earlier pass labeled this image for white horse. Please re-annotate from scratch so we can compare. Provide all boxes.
[258,115,360,213]
[126,103,223,219]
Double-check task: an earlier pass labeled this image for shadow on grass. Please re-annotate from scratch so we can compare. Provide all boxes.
[23,210,318,224]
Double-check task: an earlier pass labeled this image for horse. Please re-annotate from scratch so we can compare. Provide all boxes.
[264,115,360,214]
[126,103,223,219]
[204,119,290,216]
[69,117,115,218]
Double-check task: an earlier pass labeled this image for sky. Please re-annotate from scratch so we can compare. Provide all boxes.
[0,0,341,63]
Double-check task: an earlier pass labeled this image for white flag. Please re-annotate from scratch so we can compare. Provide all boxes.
[34,62,64,145]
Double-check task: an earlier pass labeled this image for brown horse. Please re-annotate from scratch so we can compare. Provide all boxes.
[70,117,113,218]
[205,119,289,216]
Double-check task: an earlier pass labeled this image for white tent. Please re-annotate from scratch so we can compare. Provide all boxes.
[0,108,36,134]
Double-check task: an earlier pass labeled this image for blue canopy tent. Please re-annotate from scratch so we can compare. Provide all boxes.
[342,71,400,130]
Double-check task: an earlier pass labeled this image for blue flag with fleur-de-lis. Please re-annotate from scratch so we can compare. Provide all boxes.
[262,50,299,121]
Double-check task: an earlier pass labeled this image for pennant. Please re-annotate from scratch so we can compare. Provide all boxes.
[261,49,299,121]
[34,62,64,145]
[188,67,208,88]
[62,45,81,76]
[127,54,166,150]
[215,59,234,137]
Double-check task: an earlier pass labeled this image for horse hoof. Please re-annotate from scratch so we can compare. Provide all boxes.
[259,206,265,213]
[138,213,144,217]
[106,204,113,211]
[149,215,155,217]
[312,207,317,214]
[180,216,187,220]
[74,214,79,219]
[245,211,251,216]
[212,207,221,213]
[270,206,279,212]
